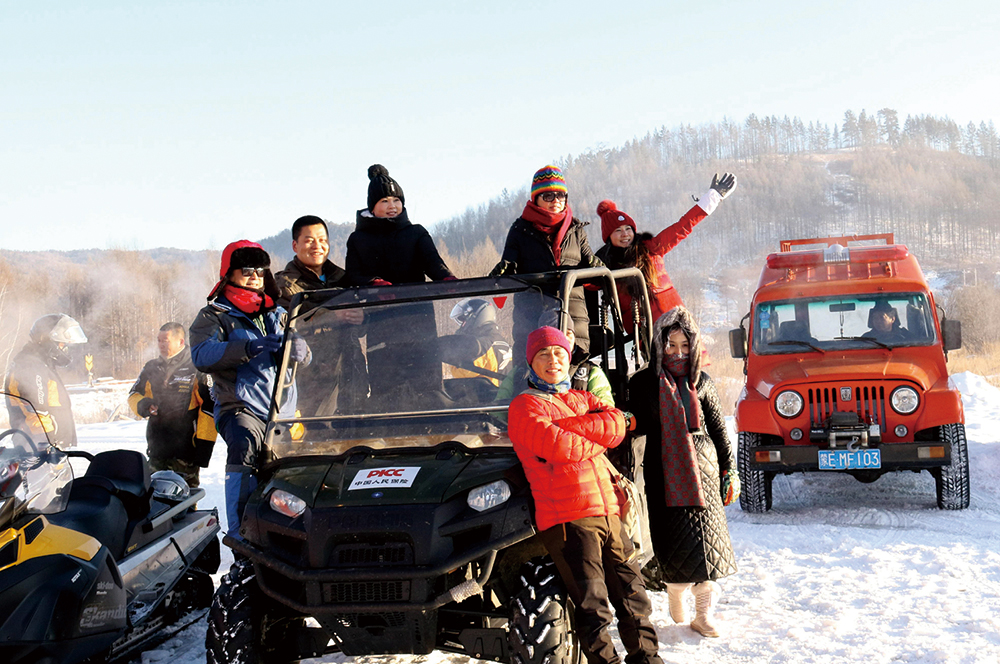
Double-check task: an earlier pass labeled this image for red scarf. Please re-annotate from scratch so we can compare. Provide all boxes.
[521,200,573,265]
[224,284,275,317]
[658,355,706,508]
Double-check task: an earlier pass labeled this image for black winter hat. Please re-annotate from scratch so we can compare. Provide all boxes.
[228,246,271,272]
[367,164,405,211]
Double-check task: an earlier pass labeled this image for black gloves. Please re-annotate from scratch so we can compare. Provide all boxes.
[710,172,737,199]
[247,334,282,357]
[488,260,516,278]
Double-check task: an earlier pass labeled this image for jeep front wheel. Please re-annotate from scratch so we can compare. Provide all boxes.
[508,557,581,664]
[738,432,773,513]
[936,423,970,510]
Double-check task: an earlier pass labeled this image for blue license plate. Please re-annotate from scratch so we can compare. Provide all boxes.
[817,449,882,470]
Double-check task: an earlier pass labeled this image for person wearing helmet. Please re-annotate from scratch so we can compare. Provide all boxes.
[441,298,512,387]
[4,314,88,448]
[190,240,311,539]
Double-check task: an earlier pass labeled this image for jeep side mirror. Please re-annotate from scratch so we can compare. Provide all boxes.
[729,327,747,359]
[942,319,962,351]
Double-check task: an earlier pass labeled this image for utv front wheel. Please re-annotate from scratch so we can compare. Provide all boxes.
[508,557,581,664]
[738,432,773,513]
[936,423,970,510]
[205,559,301,664]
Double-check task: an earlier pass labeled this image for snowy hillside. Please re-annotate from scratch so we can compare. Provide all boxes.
[69,373,1000,664]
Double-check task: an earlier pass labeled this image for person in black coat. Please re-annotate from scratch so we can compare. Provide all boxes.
[489,164,601,362]
[627,306,739,638]
[345,165,455,410]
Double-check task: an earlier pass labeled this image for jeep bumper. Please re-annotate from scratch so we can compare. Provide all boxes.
[747,441,952,472]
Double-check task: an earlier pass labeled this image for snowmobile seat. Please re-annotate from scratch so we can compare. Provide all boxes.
[78,449,153,521]
[56,482,130,559]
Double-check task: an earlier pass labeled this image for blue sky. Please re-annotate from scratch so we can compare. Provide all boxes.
[1,1,997,252]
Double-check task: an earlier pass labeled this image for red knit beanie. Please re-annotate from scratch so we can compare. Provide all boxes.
[526,326,572,363]
[597,199,636,243]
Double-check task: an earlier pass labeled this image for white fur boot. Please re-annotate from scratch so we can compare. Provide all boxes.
[666,583,692,624]
[689,581,721,638]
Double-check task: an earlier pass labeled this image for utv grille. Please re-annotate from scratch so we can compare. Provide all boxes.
[333,543,413,566]
[808,385,887,427]
[322,580,411,603]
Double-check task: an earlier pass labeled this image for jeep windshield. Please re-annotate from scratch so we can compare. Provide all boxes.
[264,277,568,459]
[753,292,937,355]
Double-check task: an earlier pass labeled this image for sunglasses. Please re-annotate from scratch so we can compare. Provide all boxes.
[540,191,568,202]
[240,267,266,277]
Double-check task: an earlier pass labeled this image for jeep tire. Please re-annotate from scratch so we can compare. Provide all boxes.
[508,557,581,664]
[936,423,970,510]
[738,432,773,513]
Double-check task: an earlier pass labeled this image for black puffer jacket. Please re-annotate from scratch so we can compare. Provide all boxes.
[628,368,737,583]
[495,217,601,355]
[345,209,453,286]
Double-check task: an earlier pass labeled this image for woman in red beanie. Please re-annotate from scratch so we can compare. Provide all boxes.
[508,326,663,664]
[594,173,737,330]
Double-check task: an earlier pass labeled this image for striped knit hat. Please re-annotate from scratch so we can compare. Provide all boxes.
[531,165,568,202]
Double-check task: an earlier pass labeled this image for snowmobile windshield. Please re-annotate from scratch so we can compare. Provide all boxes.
[1,392,73,521]
[267,276,568,459]
[753,292,938,355]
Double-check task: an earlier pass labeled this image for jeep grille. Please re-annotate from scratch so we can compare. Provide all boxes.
[808,385,887,427]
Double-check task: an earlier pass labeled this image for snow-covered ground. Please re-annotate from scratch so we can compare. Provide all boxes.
[69,373,1000,664]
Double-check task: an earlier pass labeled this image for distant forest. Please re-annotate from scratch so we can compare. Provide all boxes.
[2,109,998,380]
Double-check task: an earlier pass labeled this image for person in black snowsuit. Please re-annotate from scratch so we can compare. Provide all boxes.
[489,164,602,361]
[128,322,216,488]
[345,164,455,410]
[627,306,738,638]
[276,215,367,415]
[5,314,87,448]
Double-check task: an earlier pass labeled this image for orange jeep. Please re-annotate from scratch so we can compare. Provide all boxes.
[729,234,969,511]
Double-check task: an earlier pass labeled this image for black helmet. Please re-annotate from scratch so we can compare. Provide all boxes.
[29,314,87,367]
[151,470,191,502]
[450,298,496,330]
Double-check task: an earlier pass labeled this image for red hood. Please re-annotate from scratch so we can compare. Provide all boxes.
[749,348,944,398]
[208,239,267,301]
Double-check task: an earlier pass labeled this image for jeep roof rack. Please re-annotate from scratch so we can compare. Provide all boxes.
[779,233,894,252]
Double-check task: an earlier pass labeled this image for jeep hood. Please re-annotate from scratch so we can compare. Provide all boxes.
[751,351,940,398]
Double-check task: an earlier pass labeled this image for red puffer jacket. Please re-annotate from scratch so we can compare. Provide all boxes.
[508,389,626,531]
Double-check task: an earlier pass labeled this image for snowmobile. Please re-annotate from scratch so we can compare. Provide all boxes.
[0,392,221,664]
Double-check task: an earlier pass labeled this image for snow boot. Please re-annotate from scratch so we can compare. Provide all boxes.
[689,581,721,638]
[666,583,692,624]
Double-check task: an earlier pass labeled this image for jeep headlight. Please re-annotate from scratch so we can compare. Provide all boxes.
[269,489,307,518]
[890,386,920,414]
[775,390,804,418]
[467,480,511,512]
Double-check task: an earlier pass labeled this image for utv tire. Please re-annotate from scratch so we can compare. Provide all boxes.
[738,432,773,513]
[508,557,581,664]
[936,423,970,510]
[206,559,300,664]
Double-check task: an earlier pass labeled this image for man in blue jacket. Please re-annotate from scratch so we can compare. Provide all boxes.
[190,240,309,538]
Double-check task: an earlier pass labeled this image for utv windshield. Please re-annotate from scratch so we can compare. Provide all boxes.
[266,277,569,459]
[753,292,937,355]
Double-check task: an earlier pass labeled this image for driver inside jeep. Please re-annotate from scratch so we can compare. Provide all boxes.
[863,301,911,343]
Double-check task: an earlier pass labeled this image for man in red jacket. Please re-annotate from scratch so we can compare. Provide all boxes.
[508,326,663,664]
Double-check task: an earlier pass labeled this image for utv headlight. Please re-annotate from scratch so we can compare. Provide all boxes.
[467,480,511,512]
[890,386,920,414]
[269,489,307,519]
[775,390,804,418]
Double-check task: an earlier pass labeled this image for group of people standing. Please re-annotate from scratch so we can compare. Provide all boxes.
[4,160,741,664]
